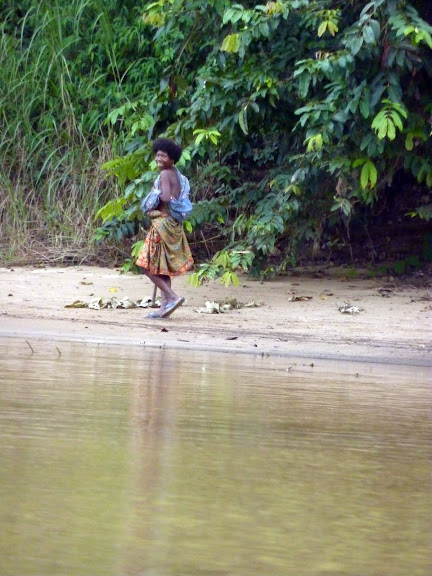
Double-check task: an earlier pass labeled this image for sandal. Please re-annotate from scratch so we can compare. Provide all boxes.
[160,297,185,318]
[146,311,162,319]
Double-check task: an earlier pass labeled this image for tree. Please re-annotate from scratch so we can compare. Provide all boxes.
[2,1,431,273]
[97,0,432,280]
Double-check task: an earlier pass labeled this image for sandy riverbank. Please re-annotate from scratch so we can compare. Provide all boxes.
[0,265,430,366]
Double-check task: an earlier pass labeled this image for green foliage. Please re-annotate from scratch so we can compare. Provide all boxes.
[188,249,255,287]
[352,158,378,191]
[371,100,408,140]
[0,0,160,261]
[119,240,145,273]
[317,9,340,37]
[97,0,429,273]
[407,204,432,221]
[193,128,222,146]
[345,268,357,279]
[372,253,423,277]
[2,0,431,271]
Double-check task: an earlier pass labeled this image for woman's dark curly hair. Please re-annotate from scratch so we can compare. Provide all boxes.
[152,138,182,163]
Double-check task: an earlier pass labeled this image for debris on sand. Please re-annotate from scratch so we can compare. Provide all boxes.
[338,302,364,314]
[65,295,161,310]
[195,298,262,314]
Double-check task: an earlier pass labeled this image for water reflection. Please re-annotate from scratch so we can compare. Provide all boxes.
[0,339,430,576]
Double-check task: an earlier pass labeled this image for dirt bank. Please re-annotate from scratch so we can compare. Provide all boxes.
[0,265,430,366]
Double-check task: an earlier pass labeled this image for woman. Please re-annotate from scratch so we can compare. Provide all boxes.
[136,138,194,318]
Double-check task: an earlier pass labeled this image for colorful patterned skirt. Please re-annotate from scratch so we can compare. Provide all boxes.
[135,211,194,277]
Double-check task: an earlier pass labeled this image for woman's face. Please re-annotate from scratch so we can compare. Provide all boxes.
[155,150,174,171]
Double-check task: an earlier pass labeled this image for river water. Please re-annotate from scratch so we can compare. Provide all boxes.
[0,338,430,576]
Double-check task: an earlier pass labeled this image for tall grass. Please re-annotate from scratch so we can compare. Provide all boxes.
[0,0,155,265]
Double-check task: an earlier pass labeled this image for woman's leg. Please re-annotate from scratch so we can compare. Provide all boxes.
[143,270,179,305]
[158,275,171,311]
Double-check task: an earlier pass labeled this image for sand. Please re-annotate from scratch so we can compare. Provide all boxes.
[0,265,430,366]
